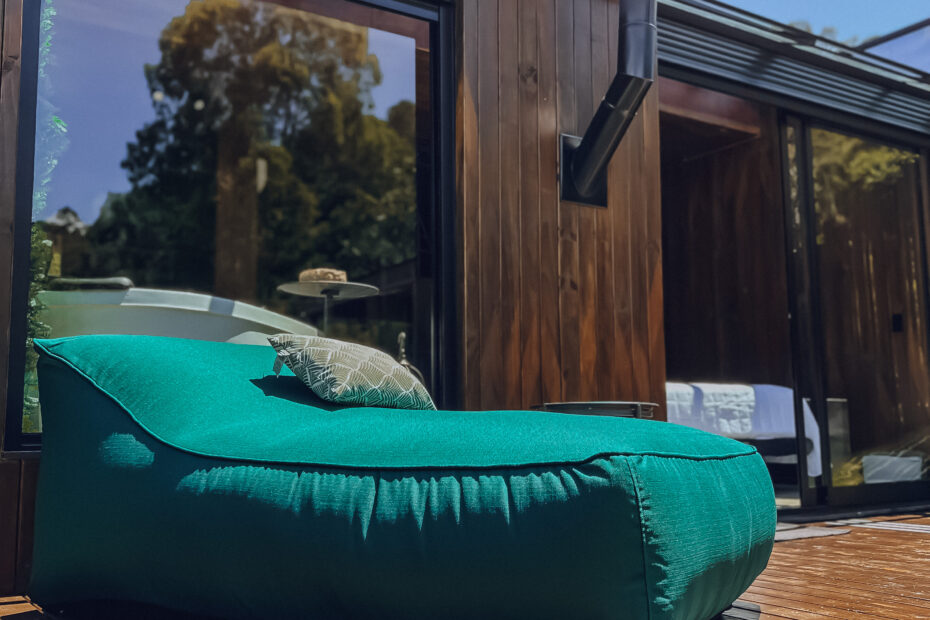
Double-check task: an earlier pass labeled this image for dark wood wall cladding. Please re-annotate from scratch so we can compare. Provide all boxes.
[0,461,17,594]
[456,0,666,414]
[0,458,37,596]
[660,85,792,386]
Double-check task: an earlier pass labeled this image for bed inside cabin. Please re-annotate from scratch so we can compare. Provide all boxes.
[658,78,815,505]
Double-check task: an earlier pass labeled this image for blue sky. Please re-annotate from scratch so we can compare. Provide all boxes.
[37,0,415,225]
[868,24,930,71]
[723,0,928,45]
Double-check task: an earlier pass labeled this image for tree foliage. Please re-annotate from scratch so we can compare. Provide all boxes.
[811,128,918,227]
[84,0,417,303]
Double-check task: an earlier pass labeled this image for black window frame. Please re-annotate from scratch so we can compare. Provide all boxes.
[1,0,458,453]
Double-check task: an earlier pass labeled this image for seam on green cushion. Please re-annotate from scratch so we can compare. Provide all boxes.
[34,341,760,470]
[623,456,653,620]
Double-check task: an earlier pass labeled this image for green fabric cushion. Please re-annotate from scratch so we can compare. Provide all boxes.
[31,335,776,620]
[268,334,435,410]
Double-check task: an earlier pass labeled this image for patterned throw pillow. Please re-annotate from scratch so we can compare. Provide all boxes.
[267,334,436,410]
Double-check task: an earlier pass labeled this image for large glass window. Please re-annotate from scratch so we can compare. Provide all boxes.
[810,128,930,488]
[19,0,433,434]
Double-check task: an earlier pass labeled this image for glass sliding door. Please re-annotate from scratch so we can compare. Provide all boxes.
[809,127,930,495]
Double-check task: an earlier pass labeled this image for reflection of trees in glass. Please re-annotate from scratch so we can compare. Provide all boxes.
[23,227,53,433]
[812,128,930,480]
[84,0,417,305]
[24,0,64,433]
[811,128,917,229]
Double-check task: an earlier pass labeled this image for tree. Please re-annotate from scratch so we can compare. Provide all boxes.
[85,0,417,307]
[811,128,917,228]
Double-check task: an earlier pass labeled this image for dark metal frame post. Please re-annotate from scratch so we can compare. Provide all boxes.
[779,115,818,507]
[431,1,459,409]
[3,0,40,453]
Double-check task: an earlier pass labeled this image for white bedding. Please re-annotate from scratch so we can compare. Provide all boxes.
[666,382,822,477]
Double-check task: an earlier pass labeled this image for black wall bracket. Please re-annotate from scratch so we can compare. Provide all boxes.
[560,134,608,207]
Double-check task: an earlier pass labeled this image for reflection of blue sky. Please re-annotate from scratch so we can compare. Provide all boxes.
[37,0,415,224]
[868,25,930,72]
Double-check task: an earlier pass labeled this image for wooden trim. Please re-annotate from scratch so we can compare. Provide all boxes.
[0,0,23,452]
[536,0,561,405]
[13,458,37,593]
[273,0,431,46]
[657,76,762,135]
[0,461,18,595]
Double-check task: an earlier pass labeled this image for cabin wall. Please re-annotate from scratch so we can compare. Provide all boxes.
[456,0,666,414]
[0,459,37,595]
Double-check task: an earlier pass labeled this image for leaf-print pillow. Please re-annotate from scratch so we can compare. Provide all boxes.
[267,334,436,410]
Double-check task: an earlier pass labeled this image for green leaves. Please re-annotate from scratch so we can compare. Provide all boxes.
[82,0,417,301]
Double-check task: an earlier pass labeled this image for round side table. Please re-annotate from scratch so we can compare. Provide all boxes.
[277,280,379,334]
[531,401,658,418]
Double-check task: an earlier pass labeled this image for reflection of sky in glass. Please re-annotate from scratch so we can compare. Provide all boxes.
[37,0,415,224]
[718,0,927,45]
[719,0,929,73]
[868,25,930,72]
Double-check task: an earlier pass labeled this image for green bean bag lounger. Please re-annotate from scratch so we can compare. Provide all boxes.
[30,335,775,620]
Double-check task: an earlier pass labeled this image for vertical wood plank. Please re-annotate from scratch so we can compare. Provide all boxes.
[536,0,562,404]
[591,0,616,398]
[14,459,37,594]
[477,0,502,409]
[499,0,522,409]
[607,0,636,401]
[518,0,542,408]
[457,0,481,408]
[611,125,635,403]
[556,0,580,401]
[574,0,598,400]
[0,461,19,595]
[628,102,651,401]
[641,85,666,416]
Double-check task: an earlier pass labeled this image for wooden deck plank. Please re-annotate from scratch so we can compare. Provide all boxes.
[747,515,930,619]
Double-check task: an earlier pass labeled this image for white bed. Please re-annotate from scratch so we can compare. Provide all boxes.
[666,382,822,477]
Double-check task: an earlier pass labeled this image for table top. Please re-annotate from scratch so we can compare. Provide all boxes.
[277,280,380,299]
[532,401,658,418]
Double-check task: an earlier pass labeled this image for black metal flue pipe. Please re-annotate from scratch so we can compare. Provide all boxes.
[569,0,657,199]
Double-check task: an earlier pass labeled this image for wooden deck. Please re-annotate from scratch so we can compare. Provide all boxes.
[745,514,930,619]
[3,514,930,619]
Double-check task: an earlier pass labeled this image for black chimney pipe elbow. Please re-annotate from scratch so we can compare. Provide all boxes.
[561,0,657,205]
